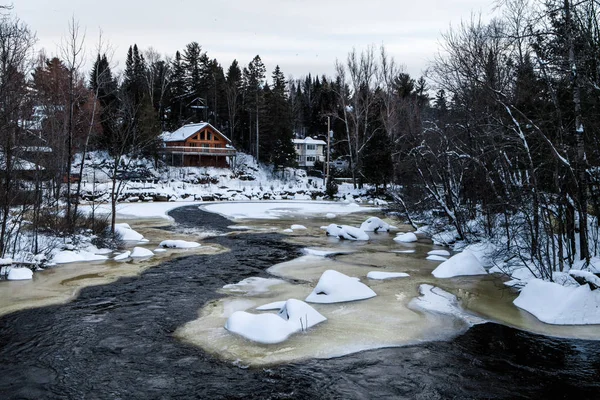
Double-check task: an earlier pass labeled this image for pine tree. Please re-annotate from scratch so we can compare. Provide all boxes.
[261,66,296,166]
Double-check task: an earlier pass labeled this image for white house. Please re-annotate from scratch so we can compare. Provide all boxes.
[293,137,326,168]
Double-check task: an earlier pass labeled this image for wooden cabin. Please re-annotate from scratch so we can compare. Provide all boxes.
[160,123,236,168]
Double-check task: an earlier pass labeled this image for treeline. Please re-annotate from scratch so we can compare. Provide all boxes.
[396,0,600,277]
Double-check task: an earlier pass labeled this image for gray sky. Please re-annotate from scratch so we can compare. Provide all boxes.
[14,0,493,81]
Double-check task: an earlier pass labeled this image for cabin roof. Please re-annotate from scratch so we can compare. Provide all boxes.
[160,122,232,144]
[292,137,326,145]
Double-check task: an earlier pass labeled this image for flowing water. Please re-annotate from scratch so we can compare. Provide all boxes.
[0,206,599,399]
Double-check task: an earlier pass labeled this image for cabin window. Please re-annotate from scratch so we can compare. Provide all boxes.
[207,132,212,140]
[214,135,219,141]
[200,131,205,140]
[202,143,209,148]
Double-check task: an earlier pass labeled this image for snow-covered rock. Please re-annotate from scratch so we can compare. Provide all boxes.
[52,250,108,264]
[7,267,33,281]
[426,255,448,262]
[325,224,369,241]
[568,270,600,289]
[283,228,294,233]
[114,223,145,242]
[305,270,376,303]
[432,251,487,278]
[159,240,201,249]
[360,217,390,232]
[290,224,307,230]
[367,271,409,280]
[514,278,600,325]
[428,250,451,257]
[130,247,154,258]
[394,232,418,243]
[225,298,327,344]
[113,251,131,261]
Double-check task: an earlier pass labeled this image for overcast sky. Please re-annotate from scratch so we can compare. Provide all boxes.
[14,0,494,81]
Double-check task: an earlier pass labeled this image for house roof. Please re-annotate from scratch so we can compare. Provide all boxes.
[161,122,232,144]
[293,137,326,145]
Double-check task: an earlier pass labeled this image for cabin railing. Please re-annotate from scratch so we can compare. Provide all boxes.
[161,146,236,156]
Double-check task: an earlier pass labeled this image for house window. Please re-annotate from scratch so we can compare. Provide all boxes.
[207,132,213,140]
[307,156,316,162]
[296,144,300,150]
[200,131,205,140]
[307,144,316,150]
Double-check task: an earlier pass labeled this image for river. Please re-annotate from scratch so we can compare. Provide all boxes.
[0,205,599,399]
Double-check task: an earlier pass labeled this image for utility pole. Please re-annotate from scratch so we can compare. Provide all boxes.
[326,116,331,186]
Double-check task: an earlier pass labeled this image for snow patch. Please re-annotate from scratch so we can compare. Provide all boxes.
[7,267,33,281]
[113,251,131,261]
[159,240,201,249]
[367,271,409,280]
[52,250,109,264]
[114,223,145,242]
[409,284,485,325]
[325,224,369,241]
[130,247,154,258]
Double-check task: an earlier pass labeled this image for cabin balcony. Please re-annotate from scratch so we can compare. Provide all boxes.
[161,146,237,156]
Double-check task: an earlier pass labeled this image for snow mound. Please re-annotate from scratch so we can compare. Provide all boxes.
[225,299,327,344]
[0,258,13,266]
[392,250,415,254]
[113,251,131,261]
[432,251,487,278]
[290,224,307,230]
[394,232,417,243]
[154,248,167,253]
[426,255,448,262]
[7,267,33,281]
[325,224,369,241]
[367,271,409,280]
[52,250,108,264]
[114,223,145,242]
[283,229,294,233]
[514,278,600,325]
[130,247,154,258]
[409,284,485,325]
[360,217,390,232]
[159,240,201,249]
[305,270,376,303]
[428,250,451,257]
[325,213,336,219]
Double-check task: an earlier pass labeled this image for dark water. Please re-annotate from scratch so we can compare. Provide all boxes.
[0,207,599,399]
